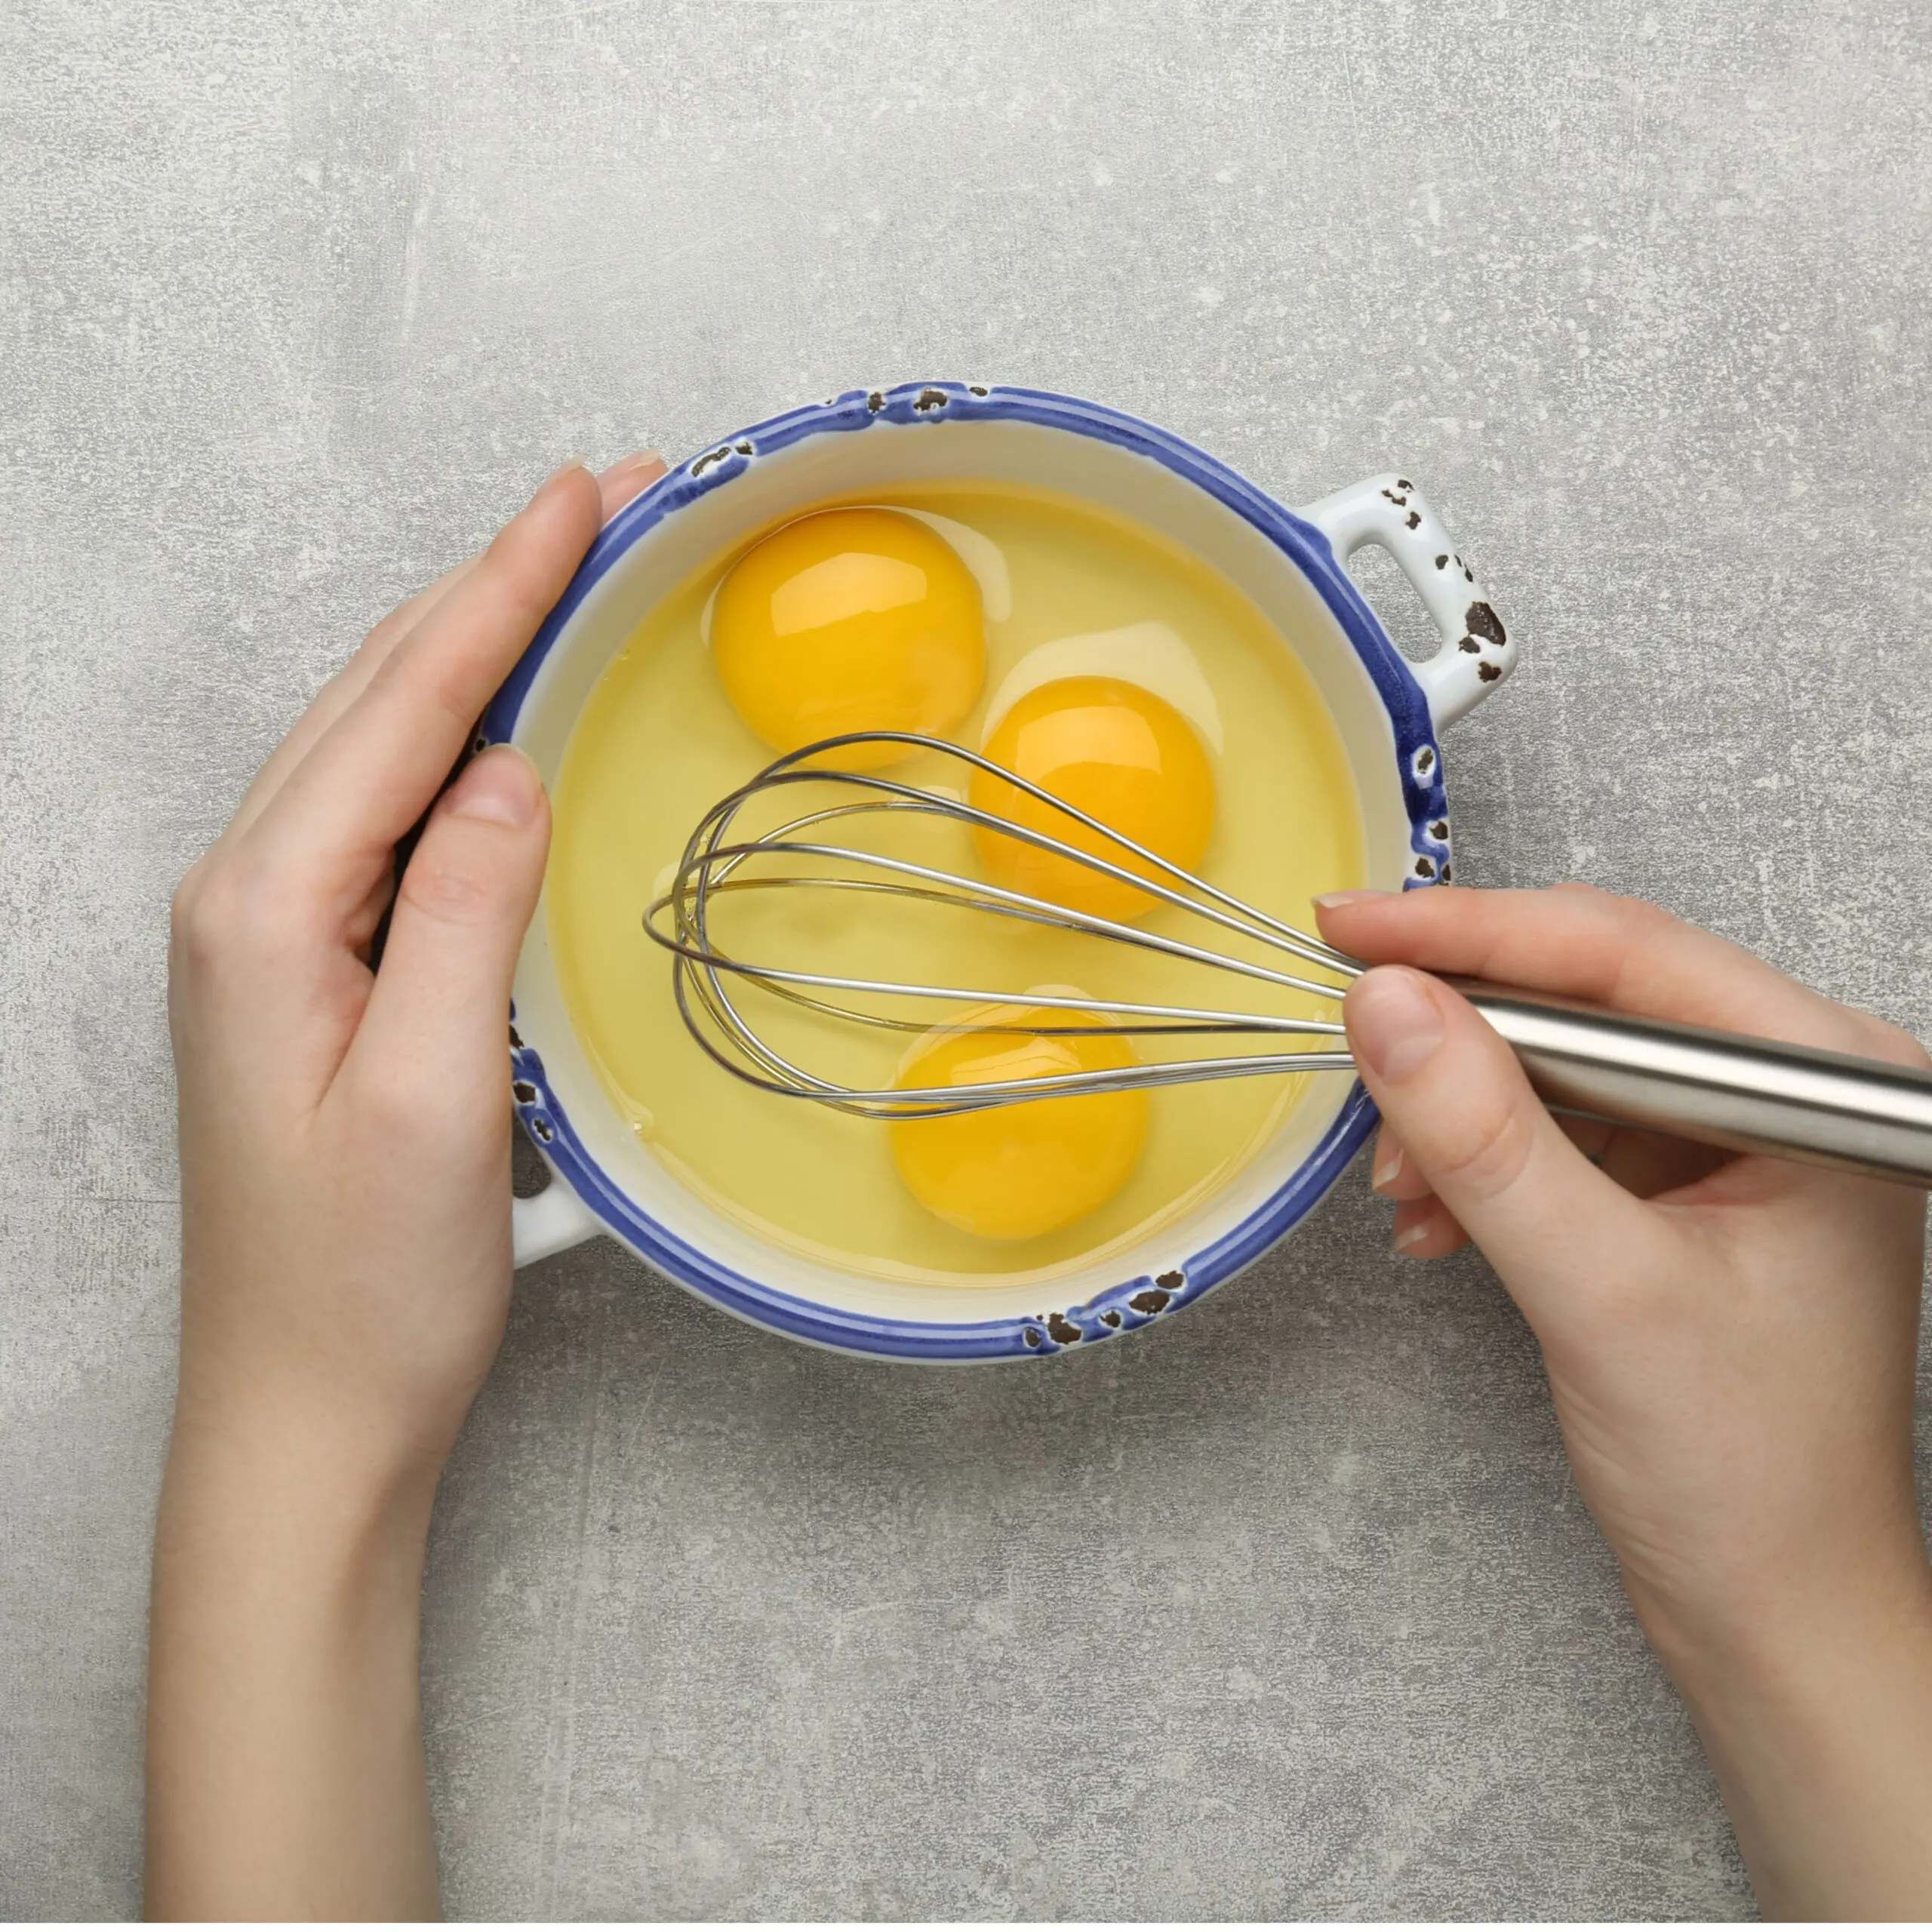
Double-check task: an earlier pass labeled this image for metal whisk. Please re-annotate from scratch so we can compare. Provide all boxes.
[644,731,1932,1188]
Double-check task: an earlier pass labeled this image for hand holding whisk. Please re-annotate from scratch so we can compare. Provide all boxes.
[645,732,1932,1186]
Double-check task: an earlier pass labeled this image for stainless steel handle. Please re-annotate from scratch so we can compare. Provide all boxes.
[1453,981,1932,1188]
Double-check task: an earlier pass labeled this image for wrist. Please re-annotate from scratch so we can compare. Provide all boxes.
[1639,1559,1932,1917]
[1627,1526,1932,1700]
[161,1374,448,1580]
[172,1262,487,1509]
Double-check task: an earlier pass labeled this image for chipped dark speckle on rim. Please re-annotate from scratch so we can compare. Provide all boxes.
[484,382,1517,1363]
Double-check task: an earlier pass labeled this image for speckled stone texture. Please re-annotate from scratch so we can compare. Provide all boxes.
[5,0,1931,1917]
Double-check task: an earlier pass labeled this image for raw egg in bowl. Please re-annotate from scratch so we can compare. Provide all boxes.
[485,384,1515,1362]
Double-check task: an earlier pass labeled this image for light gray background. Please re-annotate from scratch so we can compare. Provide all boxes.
[5,0,1930,1918]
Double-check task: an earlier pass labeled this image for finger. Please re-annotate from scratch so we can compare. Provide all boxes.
[1315,884,1894,1060]
[598,448,666,518]
[240,461,598,910]
[1368,1126,1435,1201]
[1344,965,1658,1299]
[346,746,549,1110]
[1392,1192,1471,1260]
[221,558,481,846]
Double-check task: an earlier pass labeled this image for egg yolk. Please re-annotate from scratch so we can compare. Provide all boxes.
[711,507,986,769]
[969,675,1215,923]
[889,1008,1148,1241]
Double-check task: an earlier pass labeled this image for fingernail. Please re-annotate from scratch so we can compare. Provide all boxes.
[1372,1149,1404,1192]
[598,448,666,480]
[1392,1220,1432,1256]
[1315,889,1393,909]
[448,745,543,829]
[543,454,593,487]
[1346,968,1446,1083]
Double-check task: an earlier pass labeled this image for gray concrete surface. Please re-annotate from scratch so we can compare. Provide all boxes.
[5,0,1931,1916]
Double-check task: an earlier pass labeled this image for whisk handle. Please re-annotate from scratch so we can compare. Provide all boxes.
[1455,981,1932,1189]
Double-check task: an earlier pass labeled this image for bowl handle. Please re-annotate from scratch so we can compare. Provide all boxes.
[512,1170,603,1267]
[1294,472,1516,729]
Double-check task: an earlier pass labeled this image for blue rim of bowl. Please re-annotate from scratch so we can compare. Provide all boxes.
[484,381,1448,1362]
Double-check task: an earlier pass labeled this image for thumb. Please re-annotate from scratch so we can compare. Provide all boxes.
[349,746,550,1115]
[1344,966,1646,1300]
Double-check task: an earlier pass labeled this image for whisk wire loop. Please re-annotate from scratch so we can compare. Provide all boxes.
[642,731,1364,1120]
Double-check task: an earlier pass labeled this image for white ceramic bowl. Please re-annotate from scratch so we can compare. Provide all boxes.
[484,383,1515,1361]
